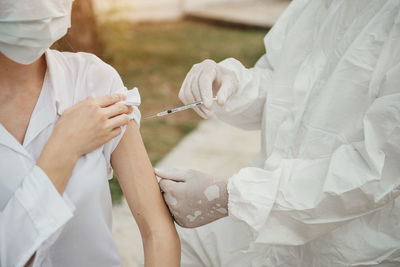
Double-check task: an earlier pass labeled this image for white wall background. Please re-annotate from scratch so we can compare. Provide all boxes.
[93,0,264,22]
[184,0,252,11]
[93,0,184,22]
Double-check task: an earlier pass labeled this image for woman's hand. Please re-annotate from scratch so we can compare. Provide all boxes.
[37,93,133,194]
[53,93,133,157]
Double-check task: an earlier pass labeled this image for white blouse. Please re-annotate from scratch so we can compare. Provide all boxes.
[0,49,140,267]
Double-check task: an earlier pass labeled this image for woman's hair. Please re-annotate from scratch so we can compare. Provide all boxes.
[51,0,103,56]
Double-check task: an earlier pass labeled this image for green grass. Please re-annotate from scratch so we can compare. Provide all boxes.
[100,20,268,204]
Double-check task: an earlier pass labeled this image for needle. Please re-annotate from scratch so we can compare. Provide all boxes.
[144,97,217,120]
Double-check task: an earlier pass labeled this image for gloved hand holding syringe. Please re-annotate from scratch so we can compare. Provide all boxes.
[144,97,218,119]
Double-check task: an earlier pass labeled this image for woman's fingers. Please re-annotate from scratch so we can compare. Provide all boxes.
[95,93,125,108]
[108,127,123,139]
[103,103,133,118]
[106,113,130,130]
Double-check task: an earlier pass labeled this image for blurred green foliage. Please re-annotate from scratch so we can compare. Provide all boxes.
[100,20,268,204]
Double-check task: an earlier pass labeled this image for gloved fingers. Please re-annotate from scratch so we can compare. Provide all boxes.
[199,106,213,119]
[163,192,179,207]
[193,106,208,119]
[175,210,212,229]
[198,68,217,109]
[173,216,186,228]
[216,84,229,106]
[183,74,196,102]
[186,76,210,119]
[216,78,236,106]
[155,168,188,182]
[195,69,216,118]
[179,67,196,105]
[161,192,179,224]
[190,82,209,119]
[159,179,178,193]
[193,96,213,119]
[182,86,195,108]
[180,61,216,119]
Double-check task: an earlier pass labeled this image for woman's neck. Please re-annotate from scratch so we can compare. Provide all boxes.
[0,52,47,94]
[0,52,48,144]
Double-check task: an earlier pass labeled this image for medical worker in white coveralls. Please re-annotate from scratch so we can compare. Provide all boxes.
[156,0,400,266]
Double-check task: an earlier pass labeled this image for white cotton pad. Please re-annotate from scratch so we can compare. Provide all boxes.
[119,87,141,106]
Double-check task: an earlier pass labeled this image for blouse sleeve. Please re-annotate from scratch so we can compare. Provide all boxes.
[0,165,75,267]
[100,64,141,179]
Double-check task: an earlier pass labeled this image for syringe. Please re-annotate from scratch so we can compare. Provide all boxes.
[144,97,217,119]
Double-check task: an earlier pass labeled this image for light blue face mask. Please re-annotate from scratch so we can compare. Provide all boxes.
[0,0,73,65]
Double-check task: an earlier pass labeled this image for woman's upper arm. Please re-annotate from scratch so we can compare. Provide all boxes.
[110,121,175,237]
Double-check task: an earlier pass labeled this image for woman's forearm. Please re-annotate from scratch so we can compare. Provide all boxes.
[142,231,181,267]
[37,135,79,194]
[111,121,180,267]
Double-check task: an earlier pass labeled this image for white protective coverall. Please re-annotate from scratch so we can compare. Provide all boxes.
[178,0,400,266]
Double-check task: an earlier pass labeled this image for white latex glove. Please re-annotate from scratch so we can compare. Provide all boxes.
[156,168,229,228]
[179,59,239,119]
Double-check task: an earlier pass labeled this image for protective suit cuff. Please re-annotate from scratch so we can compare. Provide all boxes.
[218,57,245,72]
[215,58,267,130]
[15,165,74,238]
[227,167,280,237]
[217,58,252,111]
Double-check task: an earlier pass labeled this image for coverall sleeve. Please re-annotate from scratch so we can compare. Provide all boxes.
[214,0,309,130]
[0,165,75,266]
[227,85,400,245]
[214,56,273,130]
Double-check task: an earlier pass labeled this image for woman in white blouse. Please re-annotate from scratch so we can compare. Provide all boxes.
[0,0,180,266]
